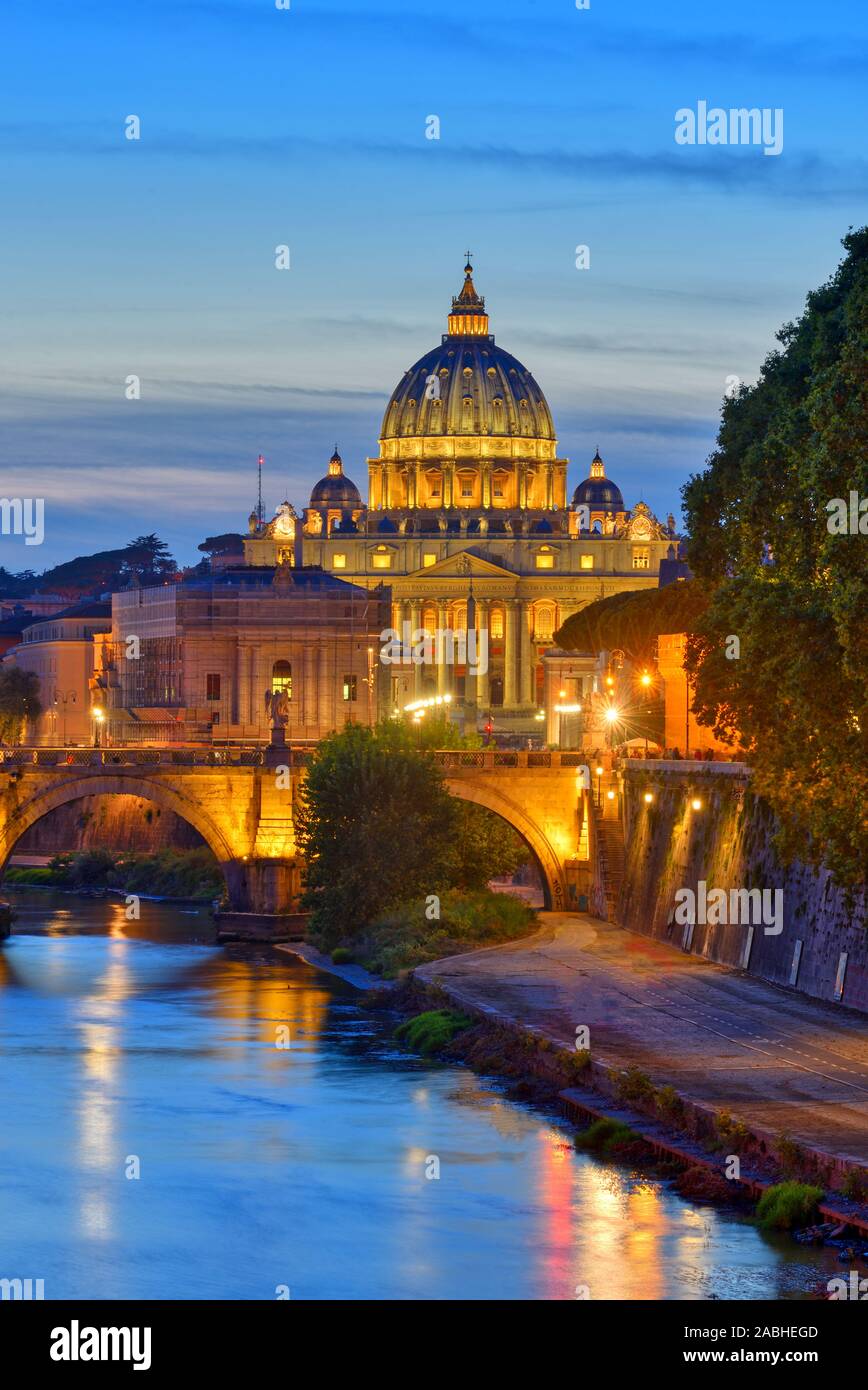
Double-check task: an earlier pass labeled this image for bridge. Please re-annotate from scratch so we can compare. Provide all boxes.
[0,745,594,924]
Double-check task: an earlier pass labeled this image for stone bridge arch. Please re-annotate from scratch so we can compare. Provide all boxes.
[0,773,238,891]
[443,777,567,911]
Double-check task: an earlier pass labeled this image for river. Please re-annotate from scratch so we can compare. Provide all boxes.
[0,890,841,1300]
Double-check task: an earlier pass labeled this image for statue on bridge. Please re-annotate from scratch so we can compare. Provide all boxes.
[264,687,290,746]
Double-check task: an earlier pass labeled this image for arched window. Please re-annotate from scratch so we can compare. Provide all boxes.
[272,660,292,699]
[489,606,504,640]
[535,604,556,642]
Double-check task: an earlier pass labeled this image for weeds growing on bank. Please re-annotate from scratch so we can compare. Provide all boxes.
[322,888,537,978]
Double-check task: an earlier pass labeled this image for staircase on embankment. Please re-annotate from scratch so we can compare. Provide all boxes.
[593,806,626,923]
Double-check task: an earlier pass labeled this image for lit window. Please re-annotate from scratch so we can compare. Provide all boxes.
[535,548,554,570]
[461,483,473,498]
[343,674,358,701]
[490,608,504,639]
[535,606,555,642]
[332,553,347,569]
[371,550,392,569]
[580,554,594,570]
[272,660,292,699]
[422,553,437,568]
[632,548,650,570]
[206,673,221,701]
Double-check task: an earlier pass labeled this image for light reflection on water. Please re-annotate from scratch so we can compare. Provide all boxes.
[0,890,841,1300]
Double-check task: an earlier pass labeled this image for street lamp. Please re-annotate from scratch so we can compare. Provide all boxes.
[595,764,603,807]
[54,688,77,746]
[92,706,105,748]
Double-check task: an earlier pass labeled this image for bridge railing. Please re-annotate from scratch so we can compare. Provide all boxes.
[1,746,588,773]
[430,749,586,771]
[0,746,271,769]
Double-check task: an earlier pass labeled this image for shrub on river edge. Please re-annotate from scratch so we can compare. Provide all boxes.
[3,848,222,902]
[320,887,537,978]
[394,1009,472,1056]
[755,1181,824,1230]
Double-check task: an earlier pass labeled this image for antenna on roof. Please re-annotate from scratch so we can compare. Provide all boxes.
[257,454,264,525]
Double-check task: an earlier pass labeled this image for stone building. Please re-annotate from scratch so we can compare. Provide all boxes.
[104,570,389,745]
[3,600,111,745]
[244,261,678,732]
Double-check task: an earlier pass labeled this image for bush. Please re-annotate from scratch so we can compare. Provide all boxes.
[394,1009,472,1056]
[755,1181,824,1230]
[318,888,537,978]
[575,1117,640,1156]
[330,947,354,965]
[614,1066,656,1107]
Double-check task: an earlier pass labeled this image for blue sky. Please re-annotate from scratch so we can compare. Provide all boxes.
[1,0,866,570]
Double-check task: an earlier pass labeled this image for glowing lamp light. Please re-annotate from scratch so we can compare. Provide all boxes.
[691,797,703,811]
[595,766,603,776]
[93,708,105,722]
[606,789,615,801]
[640,673,652,687]
[534,711,545,721]
[644,791,654,804]
[605,675,614,687]
[604,707,620,724]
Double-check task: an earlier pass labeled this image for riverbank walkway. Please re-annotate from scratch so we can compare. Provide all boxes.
[417,912,868,1168]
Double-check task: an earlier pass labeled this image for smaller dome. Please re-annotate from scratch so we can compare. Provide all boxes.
[572,449,624,513]
[309,445,362,510]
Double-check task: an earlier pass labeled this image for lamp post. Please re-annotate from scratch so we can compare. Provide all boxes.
[92,706,105,748]
[54,688,77,746]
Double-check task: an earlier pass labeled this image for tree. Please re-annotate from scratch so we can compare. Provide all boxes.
[119,534,176,585]
[0,668,42,744]
[295,722,459,946]
[448,802,528,889]
[682,228,868,884]
[555,580,709,665]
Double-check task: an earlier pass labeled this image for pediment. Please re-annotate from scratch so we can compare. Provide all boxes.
[405,548,517,580]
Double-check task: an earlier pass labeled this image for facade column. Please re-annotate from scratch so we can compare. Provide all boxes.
[503,599,517,708]
[317,643,331,736]
[252,649,266,736]
[409,600,423,698]
[545,462,554,510]
[303,645,316,733]
[236,643,249,728]
[482,462,491,509]
[436,597,449,697]
[475,597,490,712]
[520,600,534,707]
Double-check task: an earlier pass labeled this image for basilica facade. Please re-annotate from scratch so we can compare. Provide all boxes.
[239,261,678,731]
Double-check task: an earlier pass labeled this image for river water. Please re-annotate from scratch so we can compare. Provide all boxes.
[0,890,841,1300]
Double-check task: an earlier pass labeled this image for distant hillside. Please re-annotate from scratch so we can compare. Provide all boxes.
[0,535,177,601]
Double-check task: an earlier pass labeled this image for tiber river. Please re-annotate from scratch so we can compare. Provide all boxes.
[0,890,843,1300]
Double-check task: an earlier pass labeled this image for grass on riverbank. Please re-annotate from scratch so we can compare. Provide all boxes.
[319,888,537,978]
[3,848,222,902]
[394,1009,472,1056]
[755,1181,824,1230]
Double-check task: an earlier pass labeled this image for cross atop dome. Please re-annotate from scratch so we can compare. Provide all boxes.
[448,255,489,336]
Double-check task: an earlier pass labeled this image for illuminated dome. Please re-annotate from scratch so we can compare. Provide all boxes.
[380,261,556,442]
[572,450,624,512]
[309,447,362,509]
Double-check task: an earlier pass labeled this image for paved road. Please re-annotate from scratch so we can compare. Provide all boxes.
[418,913,868,1166]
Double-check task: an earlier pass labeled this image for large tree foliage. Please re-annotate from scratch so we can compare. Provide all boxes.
[682,228,868,884]
[555,580,708,665]
[0,668,42,743]
[295,717,528,944]
[295,722,459,946]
